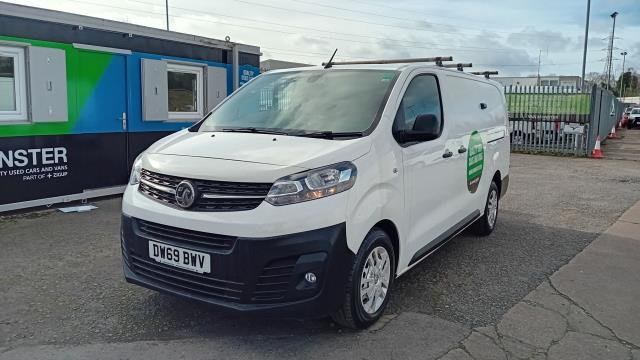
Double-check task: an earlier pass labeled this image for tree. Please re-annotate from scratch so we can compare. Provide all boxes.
[617,70,638,97]
[585,72,608,89]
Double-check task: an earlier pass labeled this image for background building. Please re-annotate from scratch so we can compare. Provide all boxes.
[0,2,261,212]
[621,97,640,105]
[494,76,582,88]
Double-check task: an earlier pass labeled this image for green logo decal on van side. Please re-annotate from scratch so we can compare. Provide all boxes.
[467,131,484,193]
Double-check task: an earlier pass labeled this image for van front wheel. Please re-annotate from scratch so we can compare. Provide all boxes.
[330,228,395,329]
[472,181,500,236]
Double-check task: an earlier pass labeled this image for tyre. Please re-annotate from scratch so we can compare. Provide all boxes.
[330,228,396,329]
[472,181,500,236]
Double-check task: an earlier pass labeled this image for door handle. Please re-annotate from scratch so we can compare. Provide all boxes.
[458,146,467,154]
[442,149,453,158]
[118,112,127,131]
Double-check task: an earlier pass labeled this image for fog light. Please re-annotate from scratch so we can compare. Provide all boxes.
[304,272,317,284]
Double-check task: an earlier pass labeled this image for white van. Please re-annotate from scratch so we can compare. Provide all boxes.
[121,61,510,329]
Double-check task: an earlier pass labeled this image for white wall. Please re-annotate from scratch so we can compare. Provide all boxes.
[621,97,640,105]
[493,77,538,87]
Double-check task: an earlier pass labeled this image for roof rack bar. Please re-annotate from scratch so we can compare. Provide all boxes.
[471,71,499,79]
[321,56,453,67]
[443,63,473,71]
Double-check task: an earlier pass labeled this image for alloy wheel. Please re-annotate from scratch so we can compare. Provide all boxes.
[360,246,391,314]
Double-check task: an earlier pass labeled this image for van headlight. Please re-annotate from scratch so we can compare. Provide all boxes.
[129,154,144,185]
[265,162,357,206]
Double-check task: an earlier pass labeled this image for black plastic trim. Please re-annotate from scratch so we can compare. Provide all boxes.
[408,210,481,266]
[121,215,354,316]
[501,175,510,198]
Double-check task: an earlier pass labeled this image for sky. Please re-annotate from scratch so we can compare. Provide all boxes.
[6,0,640,77]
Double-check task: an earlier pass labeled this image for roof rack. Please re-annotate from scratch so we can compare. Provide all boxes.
[322,56,453,67]
[443,63,472,71]
[471,71,499,79]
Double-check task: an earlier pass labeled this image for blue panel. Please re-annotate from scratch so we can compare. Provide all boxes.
[73,55,127,134]
[71,50,259,135]
[126,52,230,133]
[239,64,259,86]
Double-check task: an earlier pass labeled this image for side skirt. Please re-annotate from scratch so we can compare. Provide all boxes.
[407,210,481,267]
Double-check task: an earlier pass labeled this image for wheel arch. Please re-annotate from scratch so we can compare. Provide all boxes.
[492,170,502,198]
[372,219,400,275]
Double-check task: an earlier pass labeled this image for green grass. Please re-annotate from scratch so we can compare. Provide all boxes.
[506,93,591,115]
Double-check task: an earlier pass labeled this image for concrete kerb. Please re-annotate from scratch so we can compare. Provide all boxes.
[618,200,640,225]
[437,199,640,360]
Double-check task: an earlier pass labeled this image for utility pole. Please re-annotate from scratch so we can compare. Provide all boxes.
[537,50,542,86]
[605,12,618,90]
[580,0,591,89]
[619,51,627,98]
[165,0,170,31]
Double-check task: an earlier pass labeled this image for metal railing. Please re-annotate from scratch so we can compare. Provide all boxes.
[505,85,622,156]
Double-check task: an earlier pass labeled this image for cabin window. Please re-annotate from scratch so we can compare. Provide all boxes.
[0,46,28,122]
[394,74,443,136]
[167,63,204,120]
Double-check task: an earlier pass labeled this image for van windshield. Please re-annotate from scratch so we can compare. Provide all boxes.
[199,70,399,136]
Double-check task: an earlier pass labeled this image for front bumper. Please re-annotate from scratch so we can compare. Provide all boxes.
[121,215,353,316]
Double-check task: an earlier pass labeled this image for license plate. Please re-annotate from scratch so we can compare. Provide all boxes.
[148,241,211,274]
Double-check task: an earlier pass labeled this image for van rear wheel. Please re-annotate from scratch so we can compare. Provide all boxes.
[330,228,395,329]
[472,181,499,236]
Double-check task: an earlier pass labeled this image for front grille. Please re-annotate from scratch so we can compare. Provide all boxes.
[197,197,266,212]
[139,169,272,212]
[252,256,298,302]
[136,219,236,252]
[129,254,244,302]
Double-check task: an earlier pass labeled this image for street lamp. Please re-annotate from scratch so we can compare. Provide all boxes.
[606,12,619,90]
[580,0,591,90]
[165,0,169,31]
[619,51,628,98]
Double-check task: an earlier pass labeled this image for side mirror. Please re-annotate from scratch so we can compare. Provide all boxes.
[400,114,440,142]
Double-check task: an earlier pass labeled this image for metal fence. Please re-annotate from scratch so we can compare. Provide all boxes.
[587,87,624,152]
[505,85,623,156]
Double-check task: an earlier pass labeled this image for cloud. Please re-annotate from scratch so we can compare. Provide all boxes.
[8,0,635,78]
[414,20,436,30]
[451,33,537,76]
[626,41,640,72]
[507,28,575,52]
[291,35,331,48]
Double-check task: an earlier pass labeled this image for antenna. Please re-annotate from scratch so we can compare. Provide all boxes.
[443,63,473,71]
[323,49,338,69]
[471,71,499,79]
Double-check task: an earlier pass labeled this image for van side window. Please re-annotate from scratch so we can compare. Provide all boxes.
[394,74,443,142]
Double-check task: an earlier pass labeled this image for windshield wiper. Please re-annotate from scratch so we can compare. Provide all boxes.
[295,131,364,139]
[221,127,289,135]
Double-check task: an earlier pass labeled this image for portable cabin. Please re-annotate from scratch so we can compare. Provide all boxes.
[0,1,261,212]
